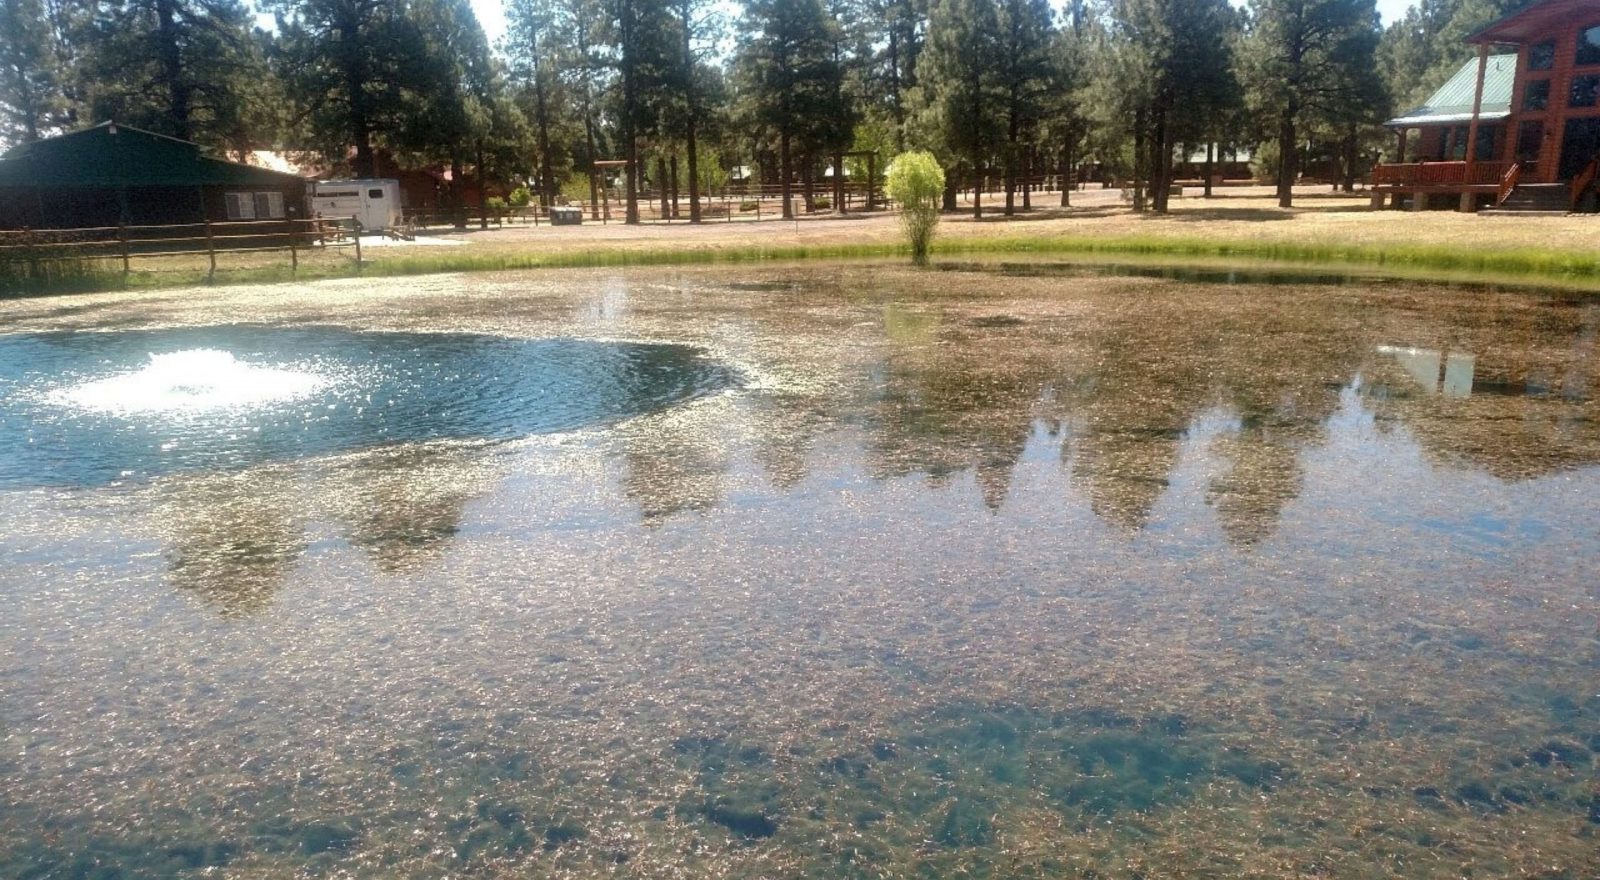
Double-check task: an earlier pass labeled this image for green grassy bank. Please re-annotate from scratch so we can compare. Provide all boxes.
[5,230,1600,298]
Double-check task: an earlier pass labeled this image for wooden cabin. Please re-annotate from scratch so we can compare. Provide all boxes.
[1373,0,1600,212]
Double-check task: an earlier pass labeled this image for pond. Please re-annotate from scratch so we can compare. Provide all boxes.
[0,263,1596,878]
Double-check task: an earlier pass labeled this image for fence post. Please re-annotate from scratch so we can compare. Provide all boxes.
[352,218,362,270]
[288,221,298,274]
[205,220,216,282]
[118,224,130,279]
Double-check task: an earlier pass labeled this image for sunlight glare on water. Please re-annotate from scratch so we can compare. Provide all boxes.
[47,349,328,415]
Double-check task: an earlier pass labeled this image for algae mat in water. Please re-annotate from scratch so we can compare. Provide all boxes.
[0,264,1596,878]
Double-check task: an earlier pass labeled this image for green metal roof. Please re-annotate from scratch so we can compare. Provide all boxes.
[1386,54,1517,127]
[0,122,307,188]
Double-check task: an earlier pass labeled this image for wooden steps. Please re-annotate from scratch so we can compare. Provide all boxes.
[1485,183,1573,214]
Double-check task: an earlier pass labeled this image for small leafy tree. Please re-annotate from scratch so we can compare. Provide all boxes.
[886,150,944,265]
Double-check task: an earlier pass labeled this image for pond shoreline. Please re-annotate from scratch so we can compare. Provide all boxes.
[5,189,1600,297]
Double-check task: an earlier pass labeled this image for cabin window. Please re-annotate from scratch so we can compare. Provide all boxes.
[1571,74,1600,108]
[1475,125,1498,161]
[1528,41,1555,71]
[1580,25,1600,66]
[1516,121,1544,164]
[254,191,285,219]
[1523,79,1550,111]
[368,188,385,199]
[224,192,255,220]
[225,191,285,221]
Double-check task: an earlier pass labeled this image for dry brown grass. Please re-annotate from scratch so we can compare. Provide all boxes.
[398,185,1598,263]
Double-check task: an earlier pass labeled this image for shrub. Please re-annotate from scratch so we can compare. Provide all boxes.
[560,174,595,205]
[885,151,945,266]
[507,186,532,208]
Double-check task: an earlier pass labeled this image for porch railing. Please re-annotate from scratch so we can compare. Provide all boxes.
[1496,163,1522,207]
[1571,159,1598,212]
[1372,161,1514,188]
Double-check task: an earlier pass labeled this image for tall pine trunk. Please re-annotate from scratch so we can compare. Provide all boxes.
[802,156,815,213]
[888,30,905,152]
[833,151,845,214]
[686,119,702,222]
[780,131,793,219]
[337,14,374,178]
[1342,126,1358,193]
[1004,112,1018,216]
[1277,109,1297,208]
[534,68,556,208]
[679,0,702,223]
[477,139,488,230]
[451,154,466,229]
[670,154,680,219]
[154,0,191,141]
[621,0,640,224]
[1059,142,1072,207]
[1022,146,1032,210]
[625,132,640,224]
[1132,110,1146,213]
[1152,106,1170,214]
[972,154,983,219]
[658,156,670,219]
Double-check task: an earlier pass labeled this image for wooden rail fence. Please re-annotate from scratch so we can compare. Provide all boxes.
[0,217,363,281]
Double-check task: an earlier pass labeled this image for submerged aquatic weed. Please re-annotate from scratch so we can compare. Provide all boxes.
[0,265,1597,878]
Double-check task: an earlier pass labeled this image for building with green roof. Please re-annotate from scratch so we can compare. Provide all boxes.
[0,122,309,229]
[1373,0,1600,212]
[1385,54,1517,162]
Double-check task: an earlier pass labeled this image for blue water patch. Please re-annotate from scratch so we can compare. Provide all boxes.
[0,327,737,488]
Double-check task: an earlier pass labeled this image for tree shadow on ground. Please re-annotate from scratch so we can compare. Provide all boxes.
[956,206,1126,223]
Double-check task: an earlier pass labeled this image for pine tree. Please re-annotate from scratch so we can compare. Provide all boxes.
[995,0,1053,214]
[601,0,675,223]
[737,0,845,219]
[545,0,610,214]
[1112,0,1237,213]
[664,0,721,221]
[1242,0,1385,208]
[919,0,1002,217]
[1042,12,1087,207]
[81,0,280,150]
[0,0,71,143]
[858,0,925,152]
[507,0,569,207]
[403,0,499,226]
[272,0,427,177]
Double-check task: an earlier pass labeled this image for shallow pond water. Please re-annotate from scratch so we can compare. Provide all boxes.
[0,264,1596,878]
[0,327,733,488]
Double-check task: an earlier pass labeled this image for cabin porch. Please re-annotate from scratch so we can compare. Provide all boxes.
[1369,161,1518,211]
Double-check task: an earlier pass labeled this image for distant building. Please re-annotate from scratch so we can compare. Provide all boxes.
[1375,0,1600,211]
[1173,144,1255,182]
[0,122,310,229]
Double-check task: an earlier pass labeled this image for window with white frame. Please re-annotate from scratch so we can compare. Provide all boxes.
[224,192,255,220]
[224,191,286,220]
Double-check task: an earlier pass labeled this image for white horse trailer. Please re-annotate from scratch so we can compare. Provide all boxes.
[311,179,402,233]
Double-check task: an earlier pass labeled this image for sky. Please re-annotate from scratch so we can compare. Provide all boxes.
[466,0,1418,54]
